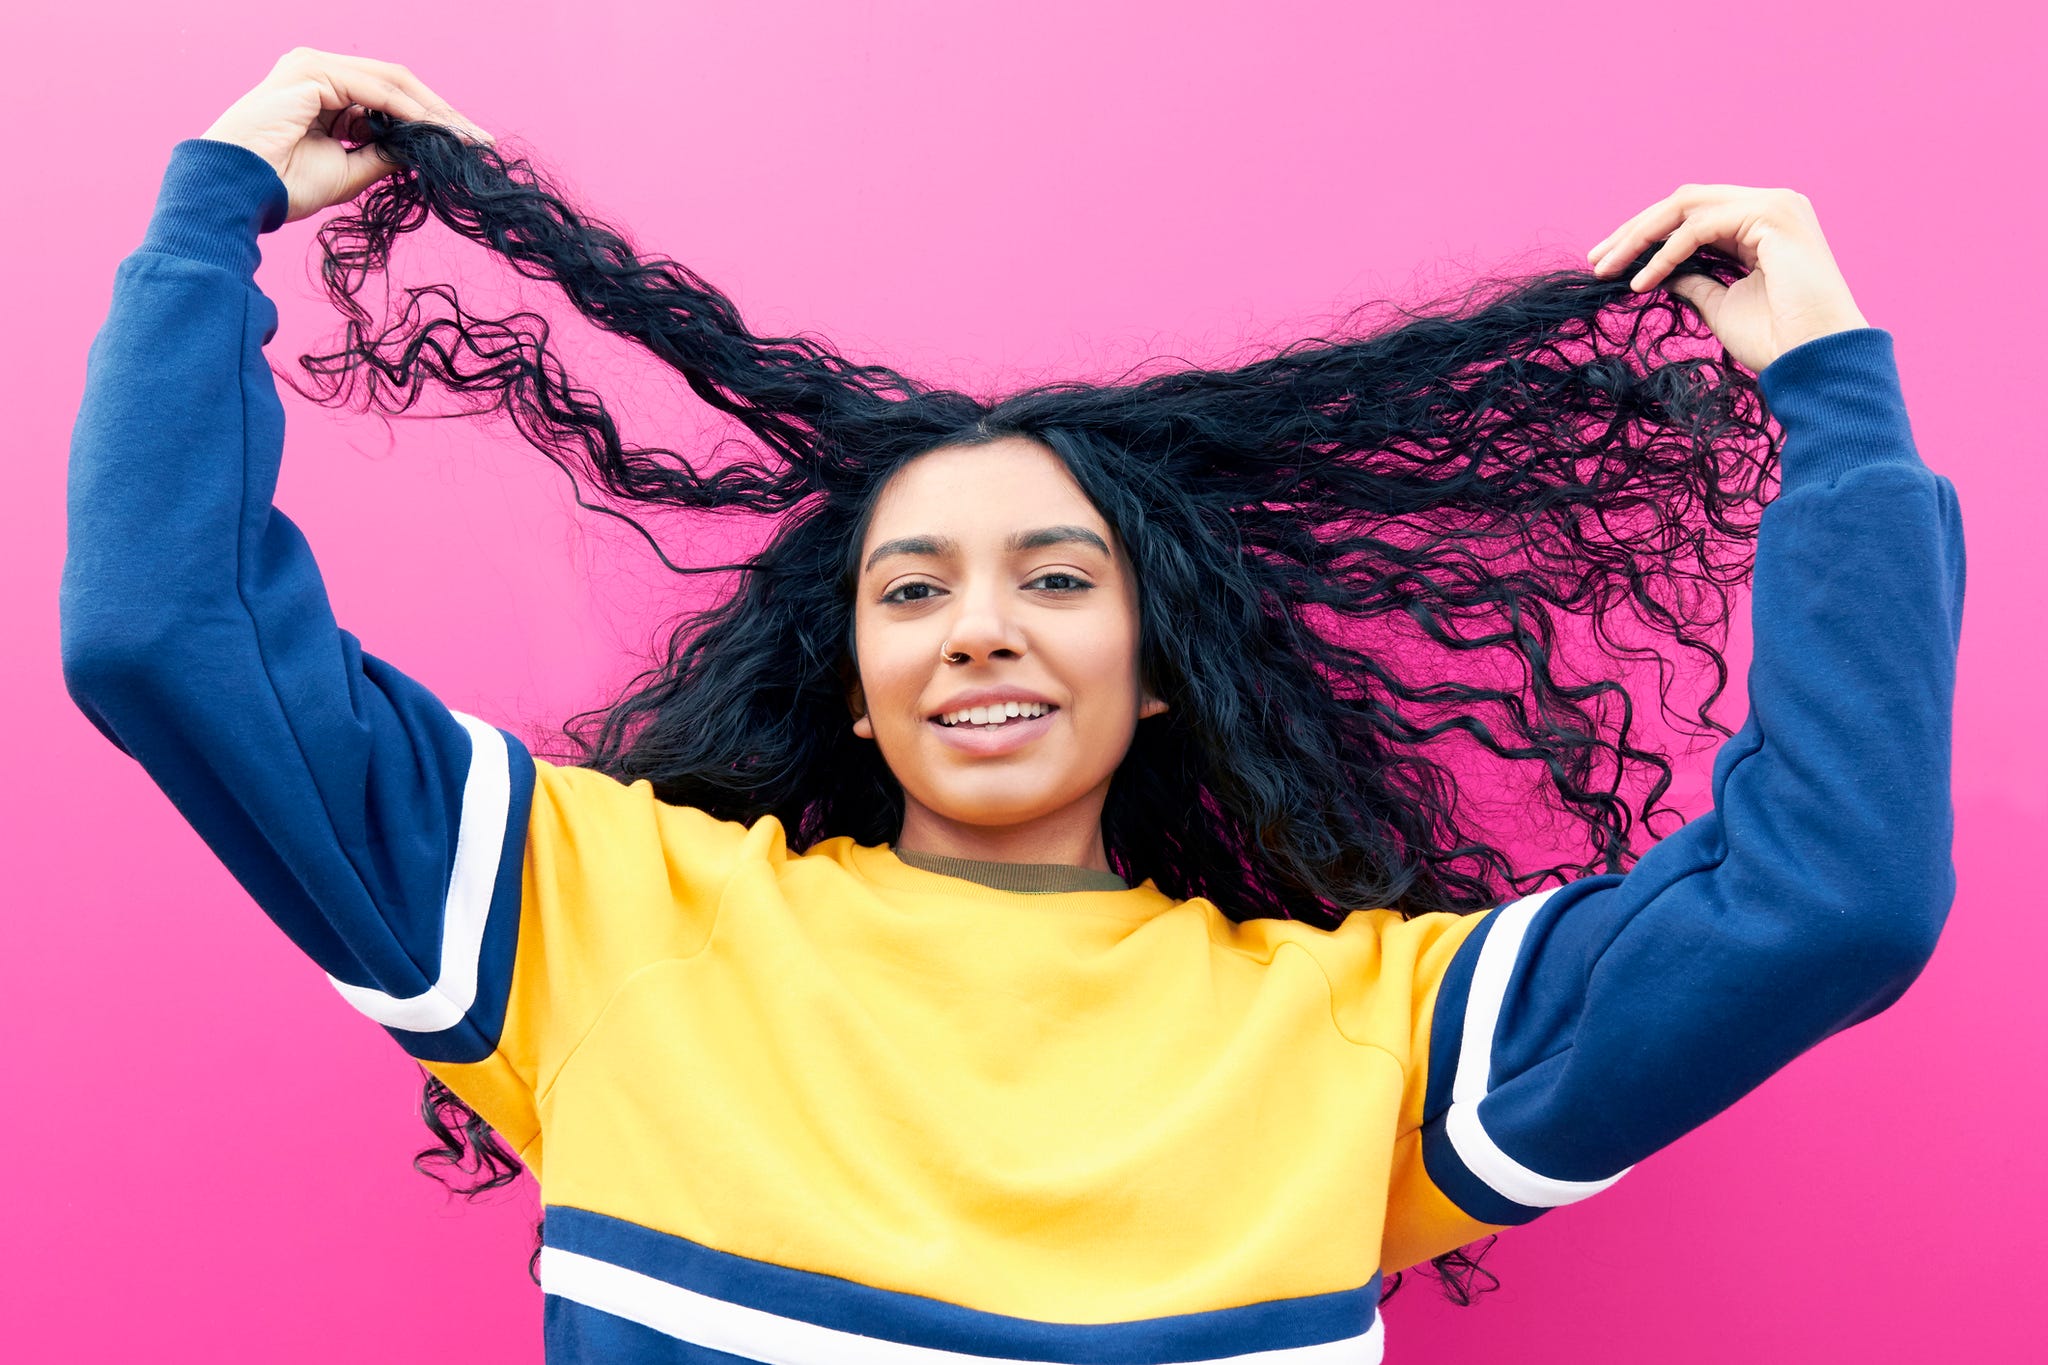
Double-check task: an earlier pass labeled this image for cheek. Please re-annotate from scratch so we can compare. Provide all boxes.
[854,618,928,722]
[1067,618,1145,711]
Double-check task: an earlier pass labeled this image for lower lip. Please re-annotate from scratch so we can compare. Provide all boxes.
[927,709,1058,756]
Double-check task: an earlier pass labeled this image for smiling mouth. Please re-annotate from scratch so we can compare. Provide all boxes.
[930,704,1060,730]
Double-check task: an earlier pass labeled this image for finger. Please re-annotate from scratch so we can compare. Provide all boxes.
[1625,222,1704,291]
[1591,183,1783,276]
[1587,192,1682,268]
[1587,203,1660,266]
[317,52,493,143]
[289,66,434,131]
[1637,200,1763,291]
[1591,184,1746,276]
[274,48,492,144]
[1592,199,1691,277]
[1666,272,1726,326]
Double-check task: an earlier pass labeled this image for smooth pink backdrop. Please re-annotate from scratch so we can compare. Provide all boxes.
[5,5,2039,1361]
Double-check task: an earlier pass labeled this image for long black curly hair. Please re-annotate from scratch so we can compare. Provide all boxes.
[293,113,1776,1305]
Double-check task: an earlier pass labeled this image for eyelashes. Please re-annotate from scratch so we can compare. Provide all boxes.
[879,573,1095,605]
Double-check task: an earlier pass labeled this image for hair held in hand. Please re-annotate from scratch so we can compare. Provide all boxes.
[288,112,1778,1303]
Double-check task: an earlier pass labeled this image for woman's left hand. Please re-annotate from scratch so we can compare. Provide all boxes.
[1587,184,1871,373]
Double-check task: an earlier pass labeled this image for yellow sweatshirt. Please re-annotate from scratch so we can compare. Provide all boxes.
[63,136,1960,1364]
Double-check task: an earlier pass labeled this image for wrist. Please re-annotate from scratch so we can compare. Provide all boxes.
[138,138,292,280]
[1779,306,1872,357]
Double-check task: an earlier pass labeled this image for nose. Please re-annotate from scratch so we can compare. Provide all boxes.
[941,579,1026,664]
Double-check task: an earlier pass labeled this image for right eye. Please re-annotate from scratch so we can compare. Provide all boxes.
[881,581,939,604]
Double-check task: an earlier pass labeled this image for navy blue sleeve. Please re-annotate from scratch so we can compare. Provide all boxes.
[1416,326,1965,1225]
[59,138,536,1070]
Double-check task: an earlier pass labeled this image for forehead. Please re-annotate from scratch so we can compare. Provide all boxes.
[862,438,1108,550]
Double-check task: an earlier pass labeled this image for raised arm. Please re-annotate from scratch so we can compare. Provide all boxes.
[1383,188,1964,1267]
[58,56,546,1147]
[59,130,537,1057]
[1429,321,1960,1208]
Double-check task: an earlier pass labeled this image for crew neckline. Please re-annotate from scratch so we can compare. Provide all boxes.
[893,846,1132,894]
[842,840,1177,922]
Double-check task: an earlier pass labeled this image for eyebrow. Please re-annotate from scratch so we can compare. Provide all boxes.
[863,524,1112,575]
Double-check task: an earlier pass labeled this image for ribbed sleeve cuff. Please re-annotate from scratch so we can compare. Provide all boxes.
[1756,326,1924,487]
[138,138,291,280]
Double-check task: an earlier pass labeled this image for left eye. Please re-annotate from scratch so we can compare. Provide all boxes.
[880,574,1093,605]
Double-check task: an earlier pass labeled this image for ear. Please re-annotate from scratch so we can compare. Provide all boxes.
[848,678,874,740]
[1139,691,1169,720]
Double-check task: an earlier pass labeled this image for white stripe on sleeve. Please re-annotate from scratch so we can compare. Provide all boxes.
[1444,887,1632,1208]
[324,709,511,1035]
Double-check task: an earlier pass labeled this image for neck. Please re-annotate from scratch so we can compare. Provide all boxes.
[893,795,1112,872]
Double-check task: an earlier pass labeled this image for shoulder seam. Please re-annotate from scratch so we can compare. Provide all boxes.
[530,795,746,1105]
[1279,939,1409,1073]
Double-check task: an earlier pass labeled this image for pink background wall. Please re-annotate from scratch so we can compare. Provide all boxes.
[5,4,2039,1360]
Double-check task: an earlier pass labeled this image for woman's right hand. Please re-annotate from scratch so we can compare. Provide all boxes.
[201,47,493,225]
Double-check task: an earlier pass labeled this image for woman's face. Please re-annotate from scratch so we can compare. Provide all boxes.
[850,437,1167,856]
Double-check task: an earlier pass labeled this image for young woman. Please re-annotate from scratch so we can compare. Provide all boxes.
[61,48,1963,1365]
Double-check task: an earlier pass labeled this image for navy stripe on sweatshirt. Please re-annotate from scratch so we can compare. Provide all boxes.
[60,137,534,1068]
[1417,324,1965,1226]
[538,1205,1385,1363]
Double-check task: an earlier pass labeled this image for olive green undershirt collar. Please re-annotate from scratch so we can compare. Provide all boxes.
[892,847,1131,895]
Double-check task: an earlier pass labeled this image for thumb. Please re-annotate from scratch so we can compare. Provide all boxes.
[1665,271,1725,319]
[337,142,403,204]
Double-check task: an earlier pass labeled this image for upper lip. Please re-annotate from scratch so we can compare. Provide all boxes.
[927,688,1059,718]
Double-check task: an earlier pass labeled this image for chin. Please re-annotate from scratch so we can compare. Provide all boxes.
[921,784,1072,828]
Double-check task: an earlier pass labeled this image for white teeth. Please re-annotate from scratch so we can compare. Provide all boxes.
[935,701,1053,727]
